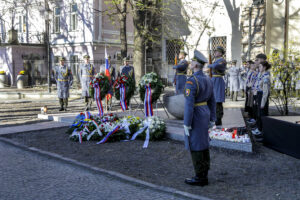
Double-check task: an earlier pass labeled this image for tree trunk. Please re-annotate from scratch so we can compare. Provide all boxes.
[131,0,146,83]
[133,29,145,83]
[119,0,128,59]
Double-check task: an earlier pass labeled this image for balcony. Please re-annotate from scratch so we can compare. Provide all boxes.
[0,31,45,45]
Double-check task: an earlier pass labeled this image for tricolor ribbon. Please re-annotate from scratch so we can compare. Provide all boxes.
[144,84,153,117]
[120,84,128,111]
[94,83,104,116]
[130,119,151,148]
[85,111,91,119]
[97,125,120,144]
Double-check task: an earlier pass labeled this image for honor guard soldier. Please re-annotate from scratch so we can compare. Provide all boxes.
[207,46,226,127]
[228,60,240,101]
[239,60,248,98]
[183,50,216,186]
[80,55,95,111]
[119,57,135,82]
[100,55,116,110]
[55,57,73,111]
[173,50,189,94]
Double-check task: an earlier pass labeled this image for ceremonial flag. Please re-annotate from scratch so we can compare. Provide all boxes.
[105,45,111,81]
[105,45,112,101]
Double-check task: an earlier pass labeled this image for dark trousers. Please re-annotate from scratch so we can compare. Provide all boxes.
[256,91,269,131]
[59,98,68,109]
[191,149,210,178]
[245,87,250,112]
[216,103,223,126]
[252,95,258,120]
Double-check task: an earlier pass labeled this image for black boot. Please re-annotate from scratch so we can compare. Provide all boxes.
[64,98,68,111]
[185,175,208,186]
[234,92,238,101]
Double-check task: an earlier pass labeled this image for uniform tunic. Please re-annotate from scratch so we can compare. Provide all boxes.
[173,59,188,94]
[80,63,95,97]
[55,65,73,99]
[239,66,247,90]
[207,57,226,102]
[184,70,216,151]
[120,65,135,82]
[228,65,240,92]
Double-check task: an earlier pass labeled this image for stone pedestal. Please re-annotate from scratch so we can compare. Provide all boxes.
[0,74,6,88]
[17,75,28,89]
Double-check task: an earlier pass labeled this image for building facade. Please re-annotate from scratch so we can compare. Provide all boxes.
[0,0,134,86]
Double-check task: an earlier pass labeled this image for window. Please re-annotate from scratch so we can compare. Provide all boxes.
[18,15,26,32]
[166,39,183,65]
[70,3,78,31]
[210,36,227,60]
[54,7,61,33]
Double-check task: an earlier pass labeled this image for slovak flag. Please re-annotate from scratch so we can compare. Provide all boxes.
[105,45,112,101]
[105,46,111,82]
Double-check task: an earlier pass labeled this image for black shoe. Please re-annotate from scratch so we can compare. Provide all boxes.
[59,108,64,111]
[185,176,208,186]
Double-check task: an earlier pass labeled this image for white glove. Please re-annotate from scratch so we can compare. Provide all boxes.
[209,121,215,129]
[183,125,192,136]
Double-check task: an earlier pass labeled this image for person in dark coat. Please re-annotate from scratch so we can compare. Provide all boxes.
[55,57,73,111]
[80,55,95,111]
[119,57,135,83]
[207,46,226,127]
[184,50,216,186]
[173,50,188,94]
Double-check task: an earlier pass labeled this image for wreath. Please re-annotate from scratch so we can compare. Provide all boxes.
[89,73,110,100]
[139,72,164,104]
[113,75,135,102]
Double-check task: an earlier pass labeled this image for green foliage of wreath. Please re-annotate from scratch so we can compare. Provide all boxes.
[89,73,110,100]
[139,73,164,104]
[113,76,136,103]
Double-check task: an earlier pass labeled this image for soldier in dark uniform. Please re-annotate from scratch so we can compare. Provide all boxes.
[55,57,73,111]
[119,57,135,83]
[173,50,189,94]
[80,55,95,111]
[184,50,216,186]
[207,46,226,127]
[119,57,135,107]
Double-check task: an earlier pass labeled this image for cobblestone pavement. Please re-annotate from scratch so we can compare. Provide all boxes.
[0,141,190,200]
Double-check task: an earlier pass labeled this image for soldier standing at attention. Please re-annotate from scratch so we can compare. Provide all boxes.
[55,57,73,111]
[80,55,95,111]
[207,46,226,127]
[119,57,135,82]
[173,50,189,94]
[184,50,216,186]
[228,60,240,101]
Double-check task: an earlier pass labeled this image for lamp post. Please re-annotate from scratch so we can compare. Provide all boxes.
[44,3,51,93]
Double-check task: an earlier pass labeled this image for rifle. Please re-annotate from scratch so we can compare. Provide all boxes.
[208,38,213,78]
[173,54,178,85]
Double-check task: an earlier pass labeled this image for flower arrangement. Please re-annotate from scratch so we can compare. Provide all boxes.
[18,70,25,75]
[67,112,165,146]
[137,116,166,141]
[139,72,164,104]
[89,73,110,100]
[0,71,5,75]
[113,74,135,102]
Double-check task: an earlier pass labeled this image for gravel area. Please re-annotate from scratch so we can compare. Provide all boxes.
[3,128,300,200]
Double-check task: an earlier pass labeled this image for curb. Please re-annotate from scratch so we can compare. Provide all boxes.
[0,137,212,200]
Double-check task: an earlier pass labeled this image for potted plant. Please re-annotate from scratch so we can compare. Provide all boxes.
[0,70,6,88]
[17,70,28,89]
